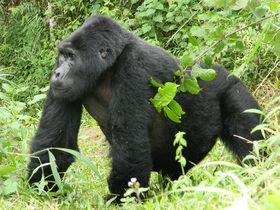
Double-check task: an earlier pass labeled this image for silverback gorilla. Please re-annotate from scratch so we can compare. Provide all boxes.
[28,15,262,201]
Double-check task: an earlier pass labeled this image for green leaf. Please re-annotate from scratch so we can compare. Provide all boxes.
[190,26,205,37]
[2,179,18,195]
[140,8,155,17]
[231,64,245,77]
[2,83,13,94]
[182,79,202,94]
[274,33,280,57]
[163,106,181,123]
[157,82,178,106]
[236,40,244,49]
[180,157,187,167]
[231,0,249,10]
[268,2,279,10]
[174,132,187,147]
[141,24,152,33]
[174,70,182,77]
[195,69,217,81]
[28,93,47,105]
[191,66,217,81]
[204,55,213,67]
[175,16,183,23]
[180,53,194,68]
[149,97,163,112]
[214,41,226,54]
[214,27,225,40]
[0,165,17,176]
[48,150,63,190]
[169,100,185,116]
[187,34,199,46]
[150,78,163,88]
[153,14,163,22]
[180,138,187,147]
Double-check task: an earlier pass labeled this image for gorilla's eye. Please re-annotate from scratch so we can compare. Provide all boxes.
[67,52,75,59]
[59,49,75,60]
[63,52,75,60]
[99,48,108,59]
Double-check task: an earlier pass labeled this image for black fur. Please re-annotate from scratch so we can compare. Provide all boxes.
[28,15,262,200]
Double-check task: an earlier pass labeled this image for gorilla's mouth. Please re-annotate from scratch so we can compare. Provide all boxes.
[52,87,70,93]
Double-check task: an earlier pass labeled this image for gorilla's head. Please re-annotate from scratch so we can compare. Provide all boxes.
[50,16,130,101]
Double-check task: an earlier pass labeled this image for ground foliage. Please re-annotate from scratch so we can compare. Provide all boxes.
[0,0,280,209]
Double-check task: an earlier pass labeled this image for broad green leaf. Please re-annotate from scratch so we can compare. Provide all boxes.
[169,100,185,116]
[157,82,178,106]
[199,69,217,81]
[2,179,18,195]
[141,24,152,33]
[0,165,17,176]
[204,55,213,67]
[190,26,206,37]
[143,9,155,17]
[187,34,199,46]
[180,138,187,147]
[214,41,226,54]
[28,93,47,105]
[231,0,249,10]
[214,27,225,40]
[174,70,182,77]
[153,14,163,22]
[191,67,217,81]
[268,2,279,10]
[163,106,181,123]
[180,53,194,68]
[236,40,244,49]
[175,16,183,23]
[228,33,237,43]
[149,98,163,112]
[155,2,164,10]
[182,79,202,95]
[2,83,13,94]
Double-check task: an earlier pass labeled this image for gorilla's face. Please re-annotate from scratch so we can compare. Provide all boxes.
[50,16,128,101]
[51,42,75,99]
[50,39,89,101]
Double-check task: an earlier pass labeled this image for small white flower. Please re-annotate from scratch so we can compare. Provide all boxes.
[131,178,137,183]
[128,177,137,187]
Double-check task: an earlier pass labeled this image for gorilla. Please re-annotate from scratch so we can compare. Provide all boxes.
[28,15,262,201]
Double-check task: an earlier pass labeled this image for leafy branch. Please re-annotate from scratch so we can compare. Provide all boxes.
[173,132,187,175]
[195,12,280,61]
[149,62,216,123]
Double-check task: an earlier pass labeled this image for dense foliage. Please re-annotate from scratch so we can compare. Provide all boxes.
[0,0,279,209]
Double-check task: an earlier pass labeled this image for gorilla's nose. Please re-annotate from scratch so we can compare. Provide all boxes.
[51,70,64,89]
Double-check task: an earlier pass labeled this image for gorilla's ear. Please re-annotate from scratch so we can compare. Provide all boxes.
[99,48,109,59]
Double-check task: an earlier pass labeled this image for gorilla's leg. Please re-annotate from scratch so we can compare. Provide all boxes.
[220,80,262,163]
[28,92,82,191]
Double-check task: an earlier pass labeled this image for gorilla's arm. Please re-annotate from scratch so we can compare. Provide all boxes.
[28,91,82,190]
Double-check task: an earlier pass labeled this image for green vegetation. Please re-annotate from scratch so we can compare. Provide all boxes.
[0,0,279,209]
